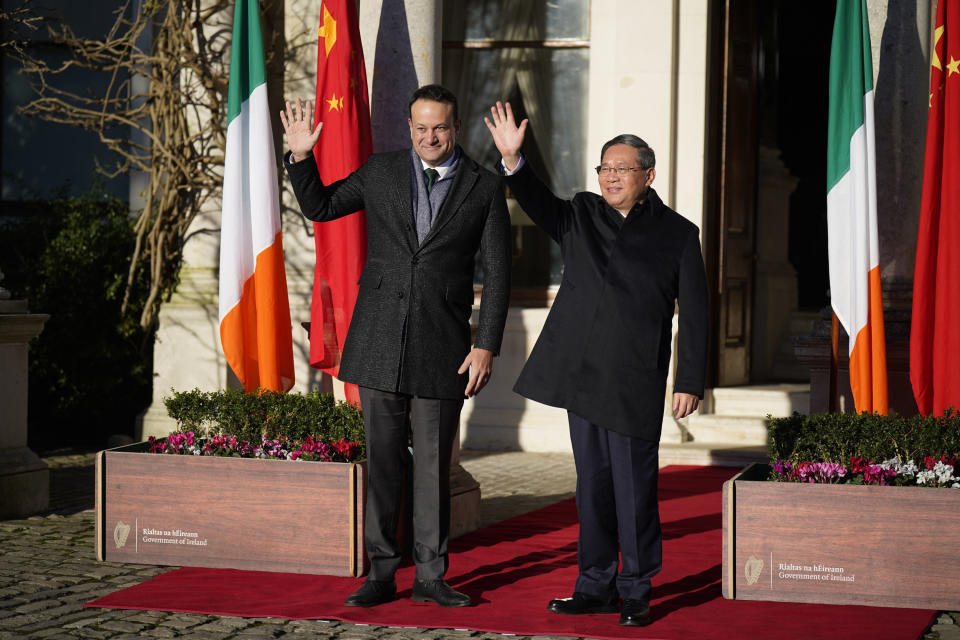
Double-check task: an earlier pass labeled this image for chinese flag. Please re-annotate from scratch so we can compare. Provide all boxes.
[310,0,372,406]
[911,0,960,416]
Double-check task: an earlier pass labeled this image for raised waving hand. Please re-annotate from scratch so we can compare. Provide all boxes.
[279,98,322,162]
[484,101,527,172]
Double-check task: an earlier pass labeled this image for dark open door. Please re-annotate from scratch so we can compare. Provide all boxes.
[704,0,759,387]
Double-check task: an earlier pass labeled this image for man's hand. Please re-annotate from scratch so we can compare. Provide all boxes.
[279,98,322,162]
[484,101,528,172]
[458,348,494,398]
[672,392,700,419]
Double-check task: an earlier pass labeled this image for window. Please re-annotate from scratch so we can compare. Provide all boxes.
[442,0,589,292]
[1,0,132,203]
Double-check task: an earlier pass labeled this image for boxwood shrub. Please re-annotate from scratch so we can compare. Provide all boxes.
[768,410,960,464]
[163,388,365,458]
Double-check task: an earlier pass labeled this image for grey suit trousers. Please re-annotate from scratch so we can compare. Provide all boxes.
[359,386,464,581]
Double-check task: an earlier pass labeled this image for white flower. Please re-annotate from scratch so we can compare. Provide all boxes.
[952,482,960,489]
[916,470,936,485]
[880,457,920,477]
[898,460,919,477]
[933,461,957,484]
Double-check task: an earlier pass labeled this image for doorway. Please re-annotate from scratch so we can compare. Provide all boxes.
[703,0,835,387]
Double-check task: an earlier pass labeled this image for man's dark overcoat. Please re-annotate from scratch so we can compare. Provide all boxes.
[507,164,709,441]
[286,148,511,399]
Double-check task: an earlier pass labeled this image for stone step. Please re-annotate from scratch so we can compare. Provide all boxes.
[705,383,810,417]
[684,413,770,445]
[658,442,767,468]
[676,383,813,451]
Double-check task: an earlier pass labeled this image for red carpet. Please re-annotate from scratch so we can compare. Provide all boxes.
[87,465,935,639]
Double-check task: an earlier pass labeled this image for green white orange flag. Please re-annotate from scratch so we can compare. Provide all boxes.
[826,0,888,414]
[219,0,294,393]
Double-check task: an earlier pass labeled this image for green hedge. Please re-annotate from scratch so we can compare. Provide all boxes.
[768,411,960,463]
[0,191,153,450]
[163,388,365,457]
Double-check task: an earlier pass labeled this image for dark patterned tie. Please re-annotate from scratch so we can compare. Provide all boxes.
[424,168,439,193]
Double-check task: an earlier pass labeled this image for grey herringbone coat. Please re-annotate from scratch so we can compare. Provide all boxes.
[286,147,511,399]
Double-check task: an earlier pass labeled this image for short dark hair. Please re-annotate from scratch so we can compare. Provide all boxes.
[408,84,459,121]
[600,134,655,169]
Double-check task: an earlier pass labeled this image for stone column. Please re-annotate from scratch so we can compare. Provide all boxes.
[358,0,479,538]
[869,0,930,415]
[870,0,930,285]
[0,270,50,518]
[359,0,441,152]
[798,0,931,415]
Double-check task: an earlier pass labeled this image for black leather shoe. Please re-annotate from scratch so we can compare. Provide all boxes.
[344,579,397,607]
[411,579,472,607]
[619,599,652,626]
[547,592,619,615]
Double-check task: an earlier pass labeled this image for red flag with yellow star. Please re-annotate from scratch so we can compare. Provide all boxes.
[310,0,372,405]
[911,0,960,415]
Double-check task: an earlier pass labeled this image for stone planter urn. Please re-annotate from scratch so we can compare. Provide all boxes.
[0,269,50,519]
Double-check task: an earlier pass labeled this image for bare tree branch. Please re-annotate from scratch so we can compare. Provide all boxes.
[9,0,237,331]
[1,2,44,55]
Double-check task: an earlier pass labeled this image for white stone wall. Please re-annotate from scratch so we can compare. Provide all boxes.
[143,0,712,451]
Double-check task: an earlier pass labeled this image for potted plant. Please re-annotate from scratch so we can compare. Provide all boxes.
[95,389,369,577]
[721,411,960,609]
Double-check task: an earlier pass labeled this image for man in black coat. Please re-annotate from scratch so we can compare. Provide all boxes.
[280,85,511,608]
[485,102,708,626]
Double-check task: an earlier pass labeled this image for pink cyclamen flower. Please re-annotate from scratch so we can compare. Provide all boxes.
[791,462,849,484]
[863,465,897,485]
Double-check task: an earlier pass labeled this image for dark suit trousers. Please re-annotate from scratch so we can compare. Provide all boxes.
[359,386,464,582]
[568,411,662,601]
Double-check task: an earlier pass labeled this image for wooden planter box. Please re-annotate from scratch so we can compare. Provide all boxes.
[95,441,367,577]
[722,463,960,609]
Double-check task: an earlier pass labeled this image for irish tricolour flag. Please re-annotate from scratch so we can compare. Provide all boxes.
[218,0,294,393]
[826,0,888,414]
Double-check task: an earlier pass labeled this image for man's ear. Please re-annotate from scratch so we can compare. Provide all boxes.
[646,167,656,188]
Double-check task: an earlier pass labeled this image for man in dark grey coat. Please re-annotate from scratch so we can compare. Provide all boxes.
[281,85,511,608]
[486,102,708,626]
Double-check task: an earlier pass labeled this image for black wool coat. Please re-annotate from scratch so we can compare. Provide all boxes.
[286,148,511,399]
[508,164,709,441]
